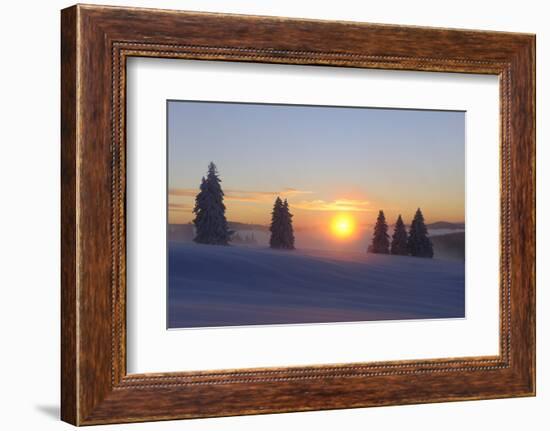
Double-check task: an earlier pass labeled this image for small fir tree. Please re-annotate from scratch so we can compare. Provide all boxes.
[369,210,390,254]
[407,208,434,258]
[390,214,409,256]
[192,162,232,245]
[269,197,295,249]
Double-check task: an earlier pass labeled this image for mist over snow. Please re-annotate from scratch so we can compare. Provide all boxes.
[168,222,465,259]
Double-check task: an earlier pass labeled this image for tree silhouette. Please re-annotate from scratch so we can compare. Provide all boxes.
[369,210,390,254]
[269,197,284,248]
[192,162,232,245]
[269,197,295,249]
[407,208,434,258]
[281,199,295,249]
[390,214,409,255]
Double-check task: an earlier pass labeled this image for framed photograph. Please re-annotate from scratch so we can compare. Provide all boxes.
[61,4,536,425]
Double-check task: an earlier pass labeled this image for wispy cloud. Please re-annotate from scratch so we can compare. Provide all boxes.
[293,199,372,212]
[281,187,312,195]
[169,187,312,203]
[168,202,193,212]
[168,188,370,213]
[169,189,196,198]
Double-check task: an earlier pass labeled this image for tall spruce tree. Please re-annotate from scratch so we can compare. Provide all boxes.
[269,197,295,249]
[390,214,409,255]
[269,197,284,249]
[192,162,232,245]
[407,208,434,258]
[369,210,390,254]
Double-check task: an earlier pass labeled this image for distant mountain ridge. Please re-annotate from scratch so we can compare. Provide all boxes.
[426,221,465,230]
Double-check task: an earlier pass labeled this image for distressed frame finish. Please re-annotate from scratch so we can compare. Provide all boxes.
[61,4,535,426]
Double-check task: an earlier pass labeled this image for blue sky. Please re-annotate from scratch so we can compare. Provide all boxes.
[168,100,464,227]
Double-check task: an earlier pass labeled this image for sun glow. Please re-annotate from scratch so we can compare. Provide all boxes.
[330,214,356,239]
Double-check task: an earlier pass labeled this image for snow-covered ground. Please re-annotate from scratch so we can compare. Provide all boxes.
[168,242,465,328]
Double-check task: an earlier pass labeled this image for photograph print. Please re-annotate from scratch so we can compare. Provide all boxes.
[167,101,465,329]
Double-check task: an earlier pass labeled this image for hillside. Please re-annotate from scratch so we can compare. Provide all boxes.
[168,243,465,328]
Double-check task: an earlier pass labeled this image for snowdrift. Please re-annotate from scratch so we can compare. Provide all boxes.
[168,242,465,328]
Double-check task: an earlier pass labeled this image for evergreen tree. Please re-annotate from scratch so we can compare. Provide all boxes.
[192,162,232,245]
[269,197,284,248]
[269,197,295,249]
[407,208,434,258]
[390,214,409,255]
[281,199,295,249]
[369,210,390,254]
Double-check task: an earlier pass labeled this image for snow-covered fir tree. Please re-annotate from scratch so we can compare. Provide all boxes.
[390,214,408,255]
[281,199,295,249]
[192,162,232,245]
[406,208,434,258]
[269,197,283,248]
[269,197,295,250]
[369,210,390,254]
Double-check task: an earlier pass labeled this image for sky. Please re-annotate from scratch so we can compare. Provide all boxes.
[168,100,465,234]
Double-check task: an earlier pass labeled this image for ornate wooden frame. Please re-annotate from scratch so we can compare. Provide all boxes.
[61,4,535,425]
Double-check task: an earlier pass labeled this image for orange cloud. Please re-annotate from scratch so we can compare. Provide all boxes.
[293,199,372,212]
[169,187,312,203]
[168,202,193,212]
[169,189,196,197]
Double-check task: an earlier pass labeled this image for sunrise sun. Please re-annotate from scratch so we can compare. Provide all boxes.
[330,214,356,239]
